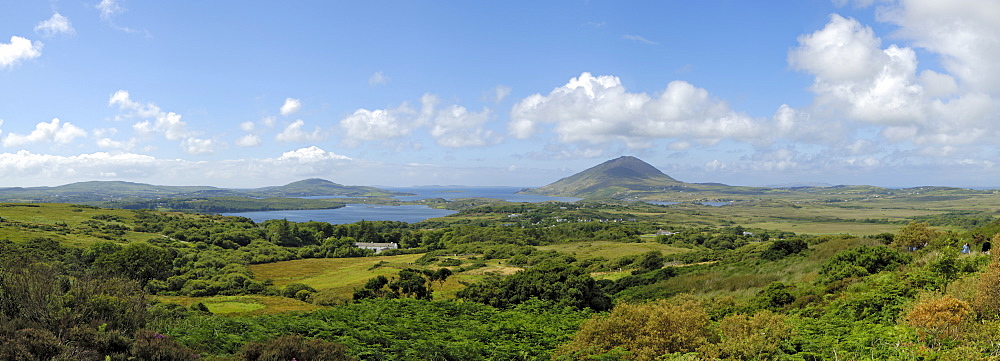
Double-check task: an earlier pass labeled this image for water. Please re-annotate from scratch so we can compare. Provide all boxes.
[225,187,578,224]
[647,201,731,207]
[385,186,581,203]
[223,204,457,224]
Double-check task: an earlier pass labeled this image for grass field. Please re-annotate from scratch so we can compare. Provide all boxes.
[154,295,321,315]
[0,203,161,246]
[536,240,693,259]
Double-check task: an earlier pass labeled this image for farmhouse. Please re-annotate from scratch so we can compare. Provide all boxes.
[354,242,399,254]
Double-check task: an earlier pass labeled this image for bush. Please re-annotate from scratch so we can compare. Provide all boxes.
[820,245,911,281]
[554,297,711,361]
[238,335,351,361]
[131,329,200,361]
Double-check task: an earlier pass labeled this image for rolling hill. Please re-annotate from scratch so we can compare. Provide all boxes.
[0,178,410,204]
[518,156,992,201]
[519,156,691,198]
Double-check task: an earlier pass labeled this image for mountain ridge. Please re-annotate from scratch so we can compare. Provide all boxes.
[0,178,409,203]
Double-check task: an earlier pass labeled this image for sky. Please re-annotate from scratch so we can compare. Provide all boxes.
[2,0,1000,188]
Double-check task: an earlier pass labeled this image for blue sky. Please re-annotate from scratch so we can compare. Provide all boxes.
[2,0,1000,188]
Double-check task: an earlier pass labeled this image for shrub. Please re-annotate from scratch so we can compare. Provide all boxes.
[238,335,351,361]
[554,297,711,361]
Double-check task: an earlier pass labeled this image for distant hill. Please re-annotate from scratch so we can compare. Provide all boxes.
[247,178,407,197]
[520,156,1000,201]
[520,156,690,198]
[0,178,409,204]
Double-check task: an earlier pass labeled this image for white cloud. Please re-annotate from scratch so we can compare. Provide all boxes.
[278,146,351,162]
[275,119,325,143]
[96,0,125,21]
[96,137,138,151]
[622,34,658,45]
[0,150,156,181]
[239,121,255,132]
[340,106,414,142]
[338,94,499,148]
[110,90,192,141]
[181,138,216,154]
[369,71,389,86]
[788,13,1000,149]
[493,85,511,103]
[430,104,499,147]
[879,0,1000,93]
[236,134,261,147]
[509,72,765,148]
[35,13,75,37]
[261,115,276,127]
[2,118,87,147]
[0,36,43,69]
[280,98,302,116]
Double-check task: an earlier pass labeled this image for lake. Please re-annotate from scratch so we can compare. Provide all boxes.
[224,186,579,224]
[647,201,732,206]
[224,204,458,224]
[384,186,581,203]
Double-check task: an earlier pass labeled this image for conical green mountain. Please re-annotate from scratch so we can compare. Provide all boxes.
[522,156,686,198]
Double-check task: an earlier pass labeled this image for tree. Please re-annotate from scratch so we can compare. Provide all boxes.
[632,251,664,275]
[554,298,711,361]
[972,255,1000,320]
[905,295,972,349]
[894,222,939,250]
[457,262,611,311]
[761,238,808,261]
[704,310,794,360]
[92,242,176,286]
[820,245,911,281]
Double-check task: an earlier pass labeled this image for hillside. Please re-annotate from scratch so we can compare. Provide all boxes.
[247,178,408,197]
[520,156,999,202]
[520,156,687,198]
[0,178,408,204]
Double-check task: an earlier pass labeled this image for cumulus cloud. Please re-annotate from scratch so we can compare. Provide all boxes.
[369,71,389,86]
[340,106,415,142]
[879,0,1000,93]
[276,120,325,143]
[181,138,216,154]
[338,94,500,148]
[96,137,138,151]
[0,36,43,69]
[509,72,765,149]
[35,13,74,37]
[236,134,261,147]
[280,98,302,116]
[422,95,501,148]
[278,146,351,162]
[788,13,1000,148]
[2,118,87,147]
[110,90,192,141]
[0,150,156,181]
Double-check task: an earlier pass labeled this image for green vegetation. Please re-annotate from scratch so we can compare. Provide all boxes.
[5,175,1000,360]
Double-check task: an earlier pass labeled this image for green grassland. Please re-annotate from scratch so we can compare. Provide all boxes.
[536,240,691,259]
[249,253,520,305]
[154,295,321,315]
[0,203,160,246]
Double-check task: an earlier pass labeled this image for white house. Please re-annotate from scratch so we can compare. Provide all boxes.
[354,242,399,254]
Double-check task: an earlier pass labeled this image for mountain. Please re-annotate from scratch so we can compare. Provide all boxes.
[0,178,409,203]
[247,178,409,197]
[520,156,691,198]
